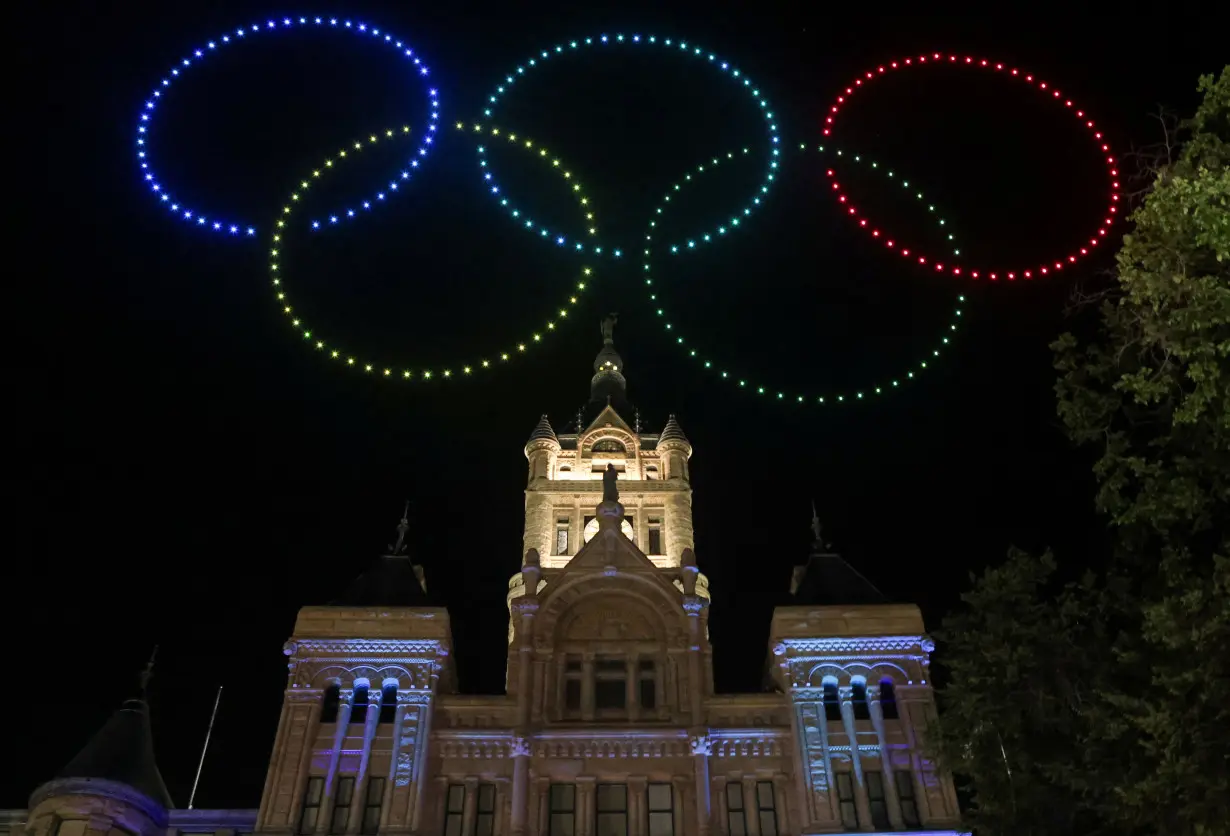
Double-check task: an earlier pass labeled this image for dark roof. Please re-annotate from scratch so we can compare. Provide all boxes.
[527,414,557,444]
[57,699,173,808]
[790,552,888,606]
[658,414,689,445]
[331,555,430,606]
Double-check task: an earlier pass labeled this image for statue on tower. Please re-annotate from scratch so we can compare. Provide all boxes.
[602,462,620,502]
[600,313,618,344]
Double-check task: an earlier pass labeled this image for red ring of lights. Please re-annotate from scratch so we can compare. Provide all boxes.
[822,52,1120,281]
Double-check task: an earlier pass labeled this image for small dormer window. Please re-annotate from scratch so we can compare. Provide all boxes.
[592,438,626,454]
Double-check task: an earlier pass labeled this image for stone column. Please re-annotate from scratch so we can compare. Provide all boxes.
[690,735,713,836]
[839,689,874,831]
[347,697,383,834]
[628,777,648,836]
[671,777,690,836]
[576,777,596,836]
[581,654,596,721]
[868,686,904,830]
[316,699,353,834]
[710,776,728,835]
[408,663,442,835]
[742,777,761,836]
[772,774,790,835]
[510,738,531,836]
[461,776,479,836]
[533,777,550,836]
[511,589,538,836]
[626,655,639,722]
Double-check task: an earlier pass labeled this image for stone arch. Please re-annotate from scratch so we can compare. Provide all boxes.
[805,661,910,687]
[310,664,422,690]
[581,426,637,455]
[536,573,684,650]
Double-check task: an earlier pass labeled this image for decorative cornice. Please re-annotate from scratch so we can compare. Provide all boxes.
[289,638,449,656]
[775,636,925,654]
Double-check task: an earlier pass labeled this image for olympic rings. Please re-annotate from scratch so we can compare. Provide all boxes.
[136,16,440,237]
[137,18,1124,404]
[642,145,966,404]
[475,33,781,259]
[822,52,1120,281]
[268,126,596,381]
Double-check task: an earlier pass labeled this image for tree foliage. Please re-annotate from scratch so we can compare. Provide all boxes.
[935,69,1230,836]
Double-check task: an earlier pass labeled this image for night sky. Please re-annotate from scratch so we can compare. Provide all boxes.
[14,0,1223,812]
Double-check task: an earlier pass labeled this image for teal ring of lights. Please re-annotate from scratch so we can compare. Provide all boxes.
[642,144,967,404]
[267,125,596,382]
[476,32,781,260]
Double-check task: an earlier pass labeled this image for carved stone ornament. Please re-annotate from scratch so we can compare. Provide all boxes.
[689,735,713,757]
[772,642,787,657]
[921,636,937,654]
[510,736,532,758]
[283,641,297,656]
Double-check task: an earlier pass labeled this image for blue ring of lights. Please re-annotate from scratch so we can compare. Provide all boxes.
[136,15,440,238]
[476,33,782,259]
[643,144,967,405]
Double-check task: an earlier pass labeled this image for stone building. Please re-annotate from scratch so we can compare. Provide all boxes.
[5,323,961,836]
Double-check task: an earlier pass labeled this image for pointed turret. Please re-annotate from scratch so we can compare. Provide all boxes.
[658,414,690,446]
[788,508,887,605]
[332,505,430,606]
[527,414,558,445]
[27,655,172,836]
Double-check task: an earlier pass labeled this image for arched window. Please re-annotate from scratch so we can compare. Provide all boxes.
[350,681,370,724]
[321,682,341,723]
[592,438,626,454]
[379,682,397,724]
[645,465,659,480]
[823,682,842,721]
[852,680,871,720]
[879,678,899,720]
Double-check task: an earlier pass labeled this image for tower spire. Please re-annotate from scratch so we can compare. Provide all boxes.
[138,645,158,699]
[389,501,411,555]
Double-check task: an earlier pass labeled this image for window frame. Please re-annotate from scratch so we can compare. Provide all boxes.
[896,771,921,827]
[755,781,779,836]
[835,772,860,829]
[329,776,355,835]
[865,770,891,829]
[548,784,576,836]
[360,777,385,835]
[646,783,674,836]
[594,784,628,836]
[298,776,325,835]
[442,784,465,836]
[593,657,627,713]
[474,783,496,836]
[725,782,747,836]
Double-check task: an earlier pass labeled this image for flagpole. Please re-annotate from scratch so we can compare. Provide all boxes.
[187,685,223,810]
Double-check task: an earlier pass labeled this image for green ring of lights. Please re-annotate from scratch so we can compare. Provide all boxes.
[642,144,967,404]
[268,125,596,381]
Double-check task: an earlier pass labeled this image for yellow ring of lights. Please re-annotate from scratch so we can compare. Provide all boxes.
[268,125,596,381]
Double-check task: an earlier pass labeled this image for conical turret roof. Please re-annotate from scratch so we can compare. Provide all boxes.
[527,414,558,444]
[659,414,690,445]
[56,698,173,808]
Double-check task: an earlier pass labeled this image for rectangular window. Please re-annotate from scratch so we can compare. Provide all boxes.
[756,781,779,836]
[595,784,627,836]
[896,771,921,827]
[549,784,575,836]
[647,783,673,836]
[866,771,891,829]
[852,683,871,720]
[330,776,355,834]
[299,777,324,835]
[360,777,385,835]
[647,519,663,554]
[638,659,657,710]
[563,657,582,715]
[823,684,842,722]
[594,658,626,710]
[475,783,496,836]
[555,520,570,555]
[442,785,465,836]
[835,773,859,829]
[726,783,747,836]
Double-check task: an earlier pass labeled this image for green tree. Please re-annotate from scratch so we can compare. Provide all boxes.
[935,69,1229,836]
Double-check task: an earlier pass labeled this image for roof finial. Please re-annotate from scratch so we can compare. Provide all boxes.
[600,312,618,344]
[810,501,824,548]
[138,645,158,698]
[389,501,410,555]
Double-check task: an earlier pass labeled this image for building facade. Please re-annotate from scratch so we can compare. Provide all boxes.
[8,323,961,836]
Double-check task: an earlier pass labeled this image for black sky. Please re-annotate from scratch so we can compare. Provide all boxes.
[12,0,1224,811]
